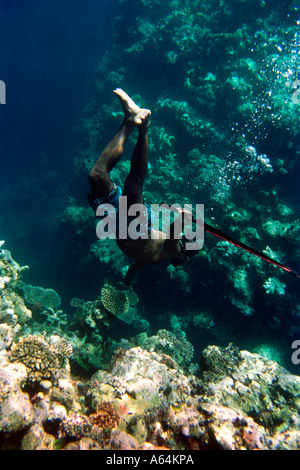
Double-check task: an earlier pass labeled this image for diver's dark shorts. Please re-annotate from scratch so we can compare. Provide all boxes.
[88,183,155,237]
[88,183,121,214]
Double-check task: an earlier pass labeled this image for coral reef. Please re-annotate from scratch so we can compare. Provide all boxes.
[192,311,214,330]
[90,239,128,276]
[138,329,194,370]
[66,282,144,373]
[1,252,300,451]
[79,342,300,450]
[58,413,92,441]
[253,343,284,366]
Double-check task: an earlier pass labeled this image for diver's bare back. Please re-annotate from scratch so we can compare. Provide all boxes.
[117,229,180,265]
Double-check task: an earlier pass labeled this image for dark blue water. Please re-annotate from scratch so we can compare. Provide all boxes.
[0,0,118,295]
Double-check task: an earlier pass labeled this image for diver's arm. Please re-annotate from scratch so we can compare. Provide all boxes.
[164,207,194,256]
[124,262,144,286]
[164,220,181,256]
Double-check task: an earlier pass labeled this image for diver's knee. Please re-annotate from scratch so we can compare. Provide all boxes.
[88,167,106,185]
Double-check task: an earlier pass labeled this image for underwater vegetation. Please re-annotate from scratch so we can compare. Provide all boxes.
[1,0,300,451]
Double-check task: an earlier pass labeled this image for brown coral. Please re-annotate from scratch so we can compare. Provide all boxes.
[54,338,73,358]
[59,413,92,440]
[89,401,120,430]
[9,334,68,386]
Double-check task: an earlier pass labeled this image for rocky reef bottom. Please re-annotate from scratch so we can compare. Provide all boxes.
[1,242,300,451]
[1,338,300,450]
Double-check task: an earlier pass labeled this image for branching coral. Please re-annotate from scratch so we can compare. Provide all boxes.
[52,337,73,358]
[40,307,68,331]
[70,297,112,330]
[263,277,286,296]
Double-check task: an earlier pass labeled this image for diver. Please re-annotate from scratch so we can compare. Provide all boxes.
[88,89,300,285]
[88,89,199,285]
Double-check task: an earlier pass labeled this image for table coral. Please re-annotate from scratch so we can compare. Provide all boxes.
[21,284,61,311]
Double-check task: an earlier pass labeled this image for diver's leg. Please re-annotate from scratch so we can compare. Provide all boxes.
[88,119,135,198]
[88,89,151,199]
[123,116,150,206]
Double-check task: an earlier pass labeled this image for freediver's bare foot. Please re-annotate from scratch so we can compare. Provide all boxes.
[114,88,151,125]
[135,108,151,129]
